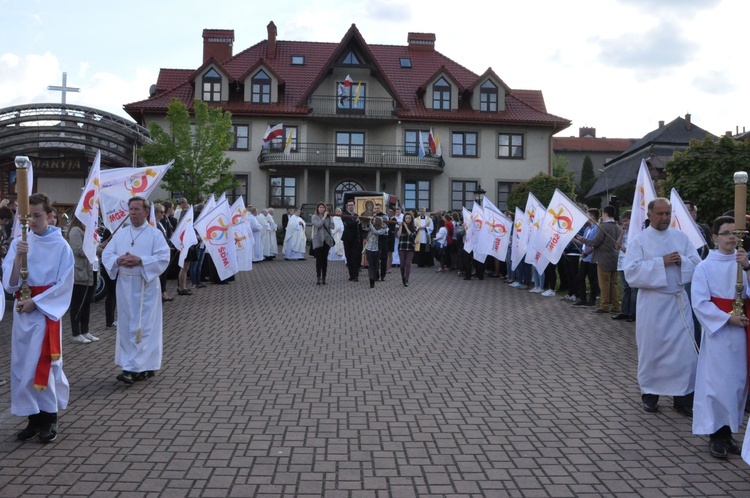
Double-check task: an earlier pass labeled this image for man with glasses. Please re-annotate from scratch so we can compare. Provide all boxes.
[623,198,702,417]
[342,200,360,281]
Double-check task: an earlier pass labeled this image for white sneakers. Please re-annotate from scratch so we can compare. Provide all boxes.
[529,287,544,293]
[541,289,556,297]
[72,333,99,344]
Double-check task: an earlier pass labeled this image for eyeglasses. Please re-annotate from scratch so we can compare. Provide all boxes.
[717,231,736,237]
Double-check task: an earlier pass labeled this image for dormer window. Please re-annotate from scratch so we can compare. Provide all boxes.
[342,50,361,65]
[432,77,451,110]
[400,58,412,68]
[291,55,305,65]
[251,70,271,104]
[480,80,498,112]
[202,68,222,102]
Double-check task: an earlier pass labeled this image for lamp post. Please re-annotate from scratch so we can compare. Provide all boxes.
[473,183,486,204]
[598,168,609,205]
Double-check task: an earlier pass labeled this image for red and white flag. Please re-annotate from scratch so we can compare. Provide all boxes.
[230,197,253,271]
[532,189,589,269]
[262,123,284,144]
[630,158,657,241]
[170,205,198,267]
[669,188,707,250]
[99,162,172,232]
[193,196,238,281]
[477,196,512,261]
[73,150,101,264]
[344,75,353,87]
[428,128,442,157]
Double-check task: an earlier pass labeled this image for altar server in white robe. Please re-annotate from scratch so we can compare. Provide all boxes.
[3,193,74,443]
[623,198,702,416]
[691,216,749,459]
[248,207,264,262]
[328,208,346,262]
[259,209,271,259]
[102,197,170,385]
[283,210,307,260]
[266,208,278,258]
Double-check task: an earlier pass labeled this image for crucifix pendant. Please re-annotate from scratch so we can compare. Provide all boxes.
[131,242,134,247]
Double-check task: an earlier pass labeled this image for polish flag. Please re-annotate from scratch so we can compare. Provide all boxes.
[263,123,284,143]
[344,75,353,87]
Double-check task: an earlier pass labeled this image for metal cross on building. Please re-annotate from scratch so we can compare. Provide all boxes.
[47,72,80,104]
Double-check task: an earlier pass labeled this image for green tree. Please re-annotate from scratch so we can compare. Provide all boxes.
[139,98,236,203]
[663,135,750,223]
[506,172,577,212]
[579,155,596,200]
[552,154,574,183]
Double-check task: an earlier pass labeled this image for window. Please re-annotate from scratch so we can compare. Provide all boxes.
[334,180,364,207]
[269,126,298,153]
[270,176,296,207]
[498,133,524,158]
[336,132,364,162]
[230,125,249,150]
[338,81,365,111]
[480,80,498,112]
[432,77,451,110]
[404,180,431,211]
[225,174,249,204]
[291,55,305,65]
[342,50,361,65]
[251,70,271,104]
[202,68,222,102]
[400,58,412,68]
[451,180,478,211]
[496,182,515,211]
[404,129,430,156]
[452,132,478,157]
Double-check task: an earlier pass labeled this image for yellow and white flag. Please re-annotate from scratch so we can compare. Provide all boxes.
[230,196,253,271]
[193,196,238,281]
[629,159,657,241]
[669,188,707,250]
[532,189,589,269]
[73,150,101,264]
[170,205,198,267]
[477,196,512,261]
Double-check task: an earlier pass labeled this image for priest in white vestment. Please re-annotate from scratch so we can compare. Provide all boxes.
[248,208,264,262]
[328,208,346,262]
[102,197,170,385]
[2,193,74,443]
[259,209,271,259]
[283,210,307,260]
[266,208,278,258]
[623,198,701,416]
[691,217,749,459]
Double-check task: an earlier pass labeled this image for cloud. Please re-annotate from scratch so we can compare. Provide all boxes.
[616,0,721,17]
[692,70,737,95]
[595,21,698,72]
[364,0,412,21]
[0,52,60,106]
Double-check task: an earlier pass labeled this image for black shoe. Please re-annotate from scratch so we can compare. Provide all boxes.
[38,425,58,443]
[673,404,693,418]
[710,439,728,459]
[571,300,588,307]
[591,309,609,314]
[626,316,636,322]
[370,279,375,289]
[17,415,41,441]
[643,401,658,413]
[322,278,326,285]
[405,281,409,287]
[316,277,321,285]
[585,302,597,307]
[402,278,407,287]
[353,278,358,282]
[117,372,134,385]
[612,313,629,320]
[725,438,742,455]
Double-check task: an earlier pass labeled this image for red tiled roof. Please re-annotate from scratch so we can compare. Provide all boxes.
[125,25,570,130]
[553,136,636,153]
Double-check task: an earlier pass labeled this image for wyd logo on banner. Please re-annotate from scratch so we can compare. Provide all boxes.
[205,215,230,246]
[547,204,575,234]
[488,217,507,236]
[124,169,158,196]
[671,215,683,230]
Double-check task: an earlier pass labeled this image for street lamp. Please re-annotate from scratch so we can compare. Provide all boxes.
[598,168,609,205]
[473,183,486,204]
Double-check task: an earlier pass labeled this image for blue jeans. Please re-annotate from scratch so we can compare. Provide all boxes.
[190,247,206,285]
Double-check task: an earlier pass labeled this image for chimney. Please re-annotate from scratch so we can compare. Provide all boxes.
[408,32,435,51]
[579,127,596,138]
[267,21,277,59]
[658,120,664,128]
[726,131,733,137]
[685,113,692,130]
[202,29,234,63]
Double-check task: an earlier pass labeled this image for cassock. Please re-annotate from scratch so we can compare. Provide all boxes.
[283,215,306,260]
[2,227,74,416]
[691,250,749,436]
[258,214,270,257]
[328,215,346,262]
[623,226,701,396]
[265,214,278,257]
[102,223,170,374]
[248,214,264,262]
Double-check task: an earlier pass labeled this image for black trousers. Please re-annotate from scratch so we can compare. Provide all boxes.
[313,245,330,278]
[575,260,599,303]
[101,269,117,326]
[70,281,94,336]
[343,238,360,278]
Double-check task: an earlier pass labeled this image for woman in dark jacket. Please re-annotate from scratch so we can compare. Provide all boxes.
[311,202,335,285]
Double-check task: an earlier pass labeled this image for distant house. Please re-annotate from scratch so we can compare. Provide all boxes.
[123,22,570,215]
[585,114,716,205]
[553,127,634,183]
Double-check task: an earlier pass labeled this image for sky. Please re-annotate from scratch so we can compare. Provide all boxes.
[0,0,747,139]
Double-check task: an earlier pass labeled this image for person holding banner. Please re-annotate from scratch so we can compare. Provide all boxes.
[577,205,621,314]
[690,216,748,459]
[102,197,170,385]
[623,198,701,416]
[3,193,74,443]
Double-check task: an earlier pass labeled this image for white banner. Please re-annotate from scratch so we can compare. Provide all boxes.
[193,197,238,281]
[531,189,589,268]
[99,162,173,232]
[629,158,657,241]
[170,205,198,267]
[669,188,707,250]
[477,197,512,261]
[230,197,253,271]
[74,150,101,264]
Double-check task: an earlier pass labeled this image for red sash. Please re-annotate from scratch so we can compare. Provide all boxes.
[15,285,59,391]
[710,296,750,379]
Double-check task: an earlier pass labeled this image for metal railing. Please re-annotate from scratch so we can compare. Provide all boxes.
[258,143,444,171]
[307,96,396,119]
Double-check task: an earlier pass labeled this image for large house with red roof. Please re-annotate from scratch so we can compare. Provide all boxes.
[124,22,570,213]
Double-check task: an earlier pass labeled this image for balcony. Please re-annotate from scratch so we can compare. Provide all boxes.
[258,143,444,172]
[307,96,396,120]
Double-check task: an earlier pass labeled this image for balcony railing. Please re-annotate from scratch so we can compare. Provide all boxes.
[307,96,396,119]
[258,143,444,171]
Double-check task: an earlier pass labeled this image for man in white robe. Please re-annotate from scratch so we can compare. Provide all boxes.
[2,193,74,443]
[248,207,264,262]
[328,208,346,262]
[102,197,170,385]
[691,216,749,459]
[283,210,307,260]
[259,209,271,259]
[624,198,702,416]
[266,208,278,258]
